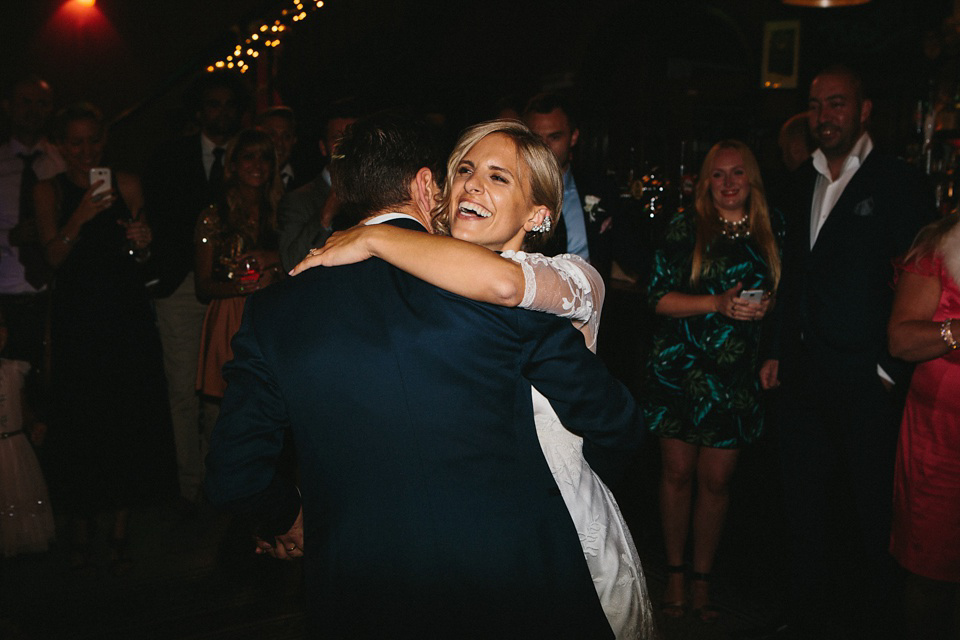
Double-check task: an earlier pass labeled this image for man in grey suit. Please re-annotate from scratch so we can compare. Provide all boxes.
[276,103,359,272]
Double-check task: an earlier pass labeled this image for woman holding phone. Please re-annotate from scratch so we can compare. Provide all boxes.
[643,140,781,622]
[33,102,174,573]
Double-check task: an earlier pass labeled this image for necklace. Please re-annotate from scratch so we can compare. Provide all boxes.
[719,212,750,239]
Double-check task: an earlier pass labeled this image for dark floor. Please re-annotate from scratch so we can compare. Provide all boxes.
[0,283,854,639]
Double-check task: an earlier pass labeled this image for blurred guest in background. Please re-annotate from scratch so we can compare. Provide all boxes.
[778,112,813,173]
[759,64,936,639]
[256,106,304,192]
[143,71,249,515]
[644,139,780,623]
[523,93,593,262]
[765,111,815,218]
[34,103,174,572]
[277,100,359,272]
[523,93,624,280]
[888,215,960,640]
[195,128,283,400]
[0,75,64,375]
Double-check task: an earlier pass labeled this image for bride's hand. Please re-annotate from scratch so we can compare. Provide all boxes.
[289,225,379,275]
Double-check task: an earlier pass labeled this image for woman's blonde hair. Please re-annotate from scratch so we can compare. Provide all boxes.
[221,128,284,244]
[902,214,960,265]
[690,139,781,290]
[432,120,563,251]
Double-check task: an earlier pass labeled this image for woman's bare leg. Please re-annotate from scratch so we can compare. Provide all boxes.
[659,437,699,614]
[691,445,740,620]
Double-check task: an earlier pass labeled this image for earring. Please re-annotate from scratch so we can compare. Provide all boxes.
[532,215,552,234]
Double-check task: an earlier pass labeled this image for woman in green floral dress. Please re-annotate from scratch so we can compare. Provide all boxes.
[644,140,781,622]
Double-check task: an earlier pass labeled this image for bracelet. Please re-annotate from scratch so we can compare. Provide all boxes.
[942,318,958,350]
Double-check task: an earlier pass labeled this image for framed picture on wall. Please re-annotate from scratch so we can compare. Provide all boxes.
[762,20,800,89]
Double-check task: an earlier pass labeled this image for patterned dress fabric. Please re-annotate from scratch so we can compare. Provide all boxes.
[195,205,276,398]
[643,209,780,448]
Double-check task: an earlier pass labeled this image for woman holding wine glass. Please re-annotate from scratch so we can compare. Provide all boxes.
[194,128,284,400]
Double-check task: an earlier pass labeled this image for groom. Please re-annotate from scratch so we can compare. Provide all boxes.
[204,112,645,638]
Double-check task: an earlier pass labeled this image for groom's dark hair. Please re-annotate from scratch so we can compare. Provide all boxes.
[331,110,446,220]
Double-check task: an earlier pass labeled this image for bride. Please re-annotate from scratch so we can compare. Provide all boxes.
[293,120,657,639]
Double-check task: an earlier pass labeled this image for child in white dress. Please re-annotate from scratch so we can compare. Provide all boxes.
[0,317,55,557]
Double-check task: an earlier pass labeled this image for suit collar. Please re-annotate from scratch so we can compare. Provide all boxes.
[364,212,427,231]
[808,151,882,253]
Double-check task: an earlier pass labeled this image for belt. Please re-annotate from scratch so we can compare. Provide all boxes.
[0,429,24,439]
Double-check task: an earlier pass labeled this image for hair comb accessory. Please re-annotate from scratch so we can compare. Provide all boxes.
[532,214,552,234]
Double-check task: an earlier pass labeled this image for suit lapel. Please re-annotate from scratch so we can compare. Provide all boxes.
[810,152,879,257]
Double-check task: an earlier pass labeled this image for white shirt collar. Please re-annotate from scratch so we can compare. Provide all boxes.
[811,132,873,182]
[200,132,219,156]
[7,137,53,158]
[364,212,425,228]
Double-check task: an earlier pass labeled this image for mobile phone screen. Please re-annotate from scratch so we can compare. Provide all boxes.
[89,168,111,197]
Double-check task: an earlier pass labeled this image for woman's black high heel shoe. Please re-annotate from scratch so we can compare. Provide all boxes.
[691,571,721,623]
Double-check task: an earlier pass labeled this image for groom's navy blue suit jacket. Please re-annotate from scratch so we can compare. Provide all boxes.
[205,218,644,638]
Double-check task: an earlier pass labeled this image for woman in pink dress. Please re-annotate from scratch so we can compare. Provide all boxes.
[888,214,960,640]
[194,128,284,399]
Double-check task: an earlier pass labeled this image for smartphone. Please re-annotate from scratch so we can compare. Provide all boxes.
[89,167,111,198]
[740,288,765,303]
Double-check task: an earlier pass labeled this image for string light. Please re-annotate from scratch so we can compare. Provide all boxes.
[207,0,330,73]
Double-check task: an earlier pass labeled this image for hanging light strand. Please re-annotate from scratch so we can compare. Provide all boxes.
[206,0,327,73]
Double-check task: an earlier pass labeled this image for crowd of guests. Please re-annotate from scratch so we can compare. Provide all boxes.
[0,61,956,640]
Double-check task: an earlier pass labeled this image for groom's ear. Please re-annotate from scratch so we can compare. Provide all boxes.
[412,167,437,219]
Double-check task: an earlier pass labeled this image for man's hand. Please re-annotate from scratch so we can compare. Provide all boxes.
[759,359,780,390]
[254,507,304,560]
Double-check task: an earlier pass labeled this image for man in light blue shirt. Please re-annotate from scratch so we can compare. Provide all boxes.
[524,93,590,261]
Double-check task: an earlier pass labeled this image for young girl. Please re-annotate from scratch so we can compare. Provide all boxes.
[0,312,55,557]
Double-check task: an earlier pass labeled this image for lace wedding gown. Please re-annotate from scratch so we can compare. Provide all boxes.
[505,251,657,640]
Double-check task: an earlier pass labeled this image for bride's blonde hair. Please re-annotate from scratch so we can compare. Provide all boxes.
[432,120,563,251]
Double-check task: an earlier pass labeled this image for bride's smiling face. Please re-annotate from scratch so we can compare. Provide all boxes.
[448,133,544,252]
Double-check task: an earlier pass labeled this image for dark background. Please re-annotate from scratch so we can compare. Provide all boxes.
[2,0,957,178]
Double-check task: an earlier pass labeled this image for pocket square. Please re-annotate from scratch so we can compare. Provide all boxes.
[852,197,875,217]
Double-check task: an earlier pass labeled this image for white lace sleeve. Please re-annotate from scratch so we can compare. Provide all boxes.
[501,251,605,352]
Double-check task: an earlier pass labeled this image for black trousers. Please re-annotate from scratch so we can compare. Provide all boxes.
[777,350,902,636]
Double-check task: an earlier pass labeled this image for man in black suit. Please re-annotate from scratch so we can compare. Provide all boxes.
[523,93,622,279]
[255,106,308,192]
[758,66,935,639]
[276,102,359,272]
[143,71,248,512]
[204,113,644,638]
